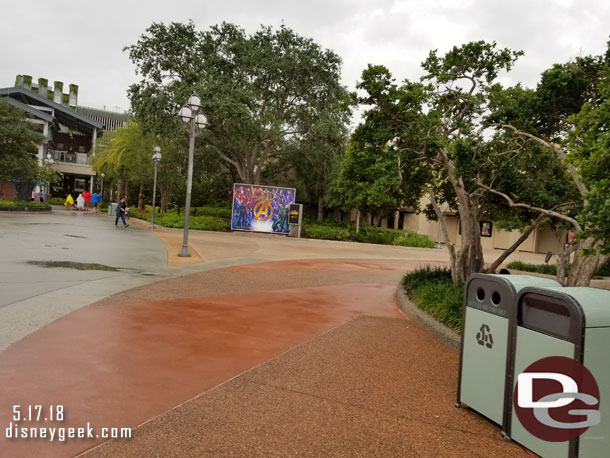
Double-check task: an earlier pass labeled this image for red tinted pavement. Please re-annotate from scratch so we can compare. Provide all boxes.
[0,260,405,458]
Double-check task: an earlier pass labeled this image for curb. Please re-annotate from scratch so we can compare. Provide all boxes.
[395,284,461,352]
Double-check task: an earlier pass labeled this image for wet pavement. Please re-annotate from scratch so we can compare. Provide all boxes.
[0,211,549,457]
[0,258,530,457]
[0,209,167,351]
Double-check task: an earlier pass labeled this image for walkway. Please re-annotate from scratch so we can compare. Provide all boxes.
[0,257,530,457]
[0,213,548,457]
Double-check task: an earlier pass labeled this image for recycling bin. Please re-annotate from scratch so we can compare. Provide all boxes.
[108,202,117,216]
[456,274,561,430]
[507,287,610,458]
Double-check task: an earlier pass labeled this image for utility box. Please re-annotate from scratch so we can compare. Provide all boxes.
[108,202,117,216]
[457,274,561,429]
[507,287,610,458]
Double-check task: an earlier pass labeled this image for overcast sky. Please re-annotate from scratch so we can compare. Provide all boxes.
[2,0,608,113]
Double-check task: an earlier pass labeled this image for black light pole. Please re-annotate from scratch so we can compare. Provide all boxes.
[150,146,161,229]
[177,93,207,257]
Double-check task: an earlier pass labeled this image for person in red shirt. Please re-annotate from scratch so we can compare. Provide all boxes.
[82,190,92,211]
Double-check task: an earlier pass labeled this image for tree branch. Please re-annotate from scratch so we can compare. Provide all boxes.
[478,181,583,232]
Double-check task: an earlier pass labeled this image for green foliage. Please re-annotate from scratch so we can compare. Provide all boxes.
[130,207,230,231]
[506,260,610,278]
[394,233,437,248]
[302,223,350,241]
[126,21,351,187]
[302,222,436,247]
[190,205,231,219]
[506,261,558,276]
[403,266,463,332]
[0,200,50,210]
[48,197,65,205]
[0,99,45,185]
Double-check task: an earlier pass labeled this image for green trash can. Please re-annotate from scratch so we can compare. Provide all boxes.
[109,202,117,216]
[507,287,610,458]
[456,274,561,431]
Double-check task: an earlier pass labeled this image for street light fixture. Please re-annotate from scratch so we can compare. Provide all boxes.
[44,153,54,199]
[100,172,105,195]
[150,146,162,229]
[176,92,207,257]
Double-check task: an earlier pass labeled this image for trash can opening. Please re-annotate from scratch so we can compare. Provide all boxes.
[491,291,502,306]
[476,288,485,301]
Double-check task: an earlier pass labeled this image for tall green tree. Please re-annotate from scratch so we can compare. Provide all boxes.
[125,21,351,186]
[93,120,155,208]
[485,47,610,286]
[346,42,526,283]
[0,99,45,189]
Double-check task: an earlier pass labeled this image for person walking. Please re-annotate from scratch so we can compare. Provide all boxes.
[82,189,92,211]
[64,193,74,210]
[39,189,44,203]
[76,193,85,211]
[91,192,102,213]
[115,197,129,228]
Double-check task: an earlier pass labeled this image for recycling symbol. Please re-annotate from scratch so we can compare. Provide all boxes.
[476,324,494,349]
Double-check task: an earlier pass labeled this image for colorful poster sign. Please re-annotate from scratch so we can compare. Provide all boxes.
[231,183,296,234]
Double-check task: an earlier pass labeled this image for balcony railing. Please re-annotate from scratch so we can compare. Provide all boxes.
[52,150,91,165]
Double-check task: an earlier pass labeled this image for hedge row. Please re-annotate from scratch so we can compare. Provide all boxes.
[303,223,436,248]
[0,200,51,211]
[507,260,610,278]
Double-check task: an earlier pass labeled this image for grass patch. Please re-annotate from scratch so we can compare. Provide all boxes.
[27,260,119,271]
[402,266,463,332]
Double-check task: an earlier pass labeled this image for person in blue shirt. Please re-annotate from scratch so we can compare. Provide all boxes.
[115,197,129,228]
[91,192,102,213]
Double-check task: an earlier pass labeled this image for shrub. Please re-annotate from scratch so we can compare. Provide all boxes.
[506,261,557,276]
[0,200,51,210]
[303,223,350,241]
[506,260,610,279]
[48,197,65,205]
[190,206,232,219]
[403,266,463,332]
[394,232,437,248]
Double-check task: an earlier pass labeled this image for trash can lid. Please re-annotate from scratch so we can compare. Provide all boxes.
[468,274,561,292]
[561,287,610,328]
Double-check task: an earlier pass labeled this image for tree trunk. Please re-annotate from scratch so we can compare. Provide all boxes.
[452,210,484,284]
[355,209,360,233]
[566,238,608,286]
[117,175,124,201]
[317,194,324,222]
[124,179,130,205]
[160,183,171,213]
[394,211,400,230]
[488,216,545,273]
[137,181,145,211]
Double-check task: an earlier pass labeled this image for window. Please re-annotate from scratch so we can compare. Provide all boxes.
[78,146,86,153]
[74,178,86,191]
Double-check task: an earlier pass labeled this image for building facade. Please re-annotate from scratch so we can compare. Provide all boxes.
[1,75,129,199]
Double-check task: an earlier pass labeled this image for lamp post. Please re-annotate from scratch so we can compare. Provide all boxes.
[45,153,54,199]
[150,146,161,229]
[177,93,207,257]
[100,172,105,196]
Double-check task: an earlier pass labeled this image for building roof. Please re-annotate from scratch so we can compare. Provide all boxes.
[4,96,55,123]
[0,86,104,137]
